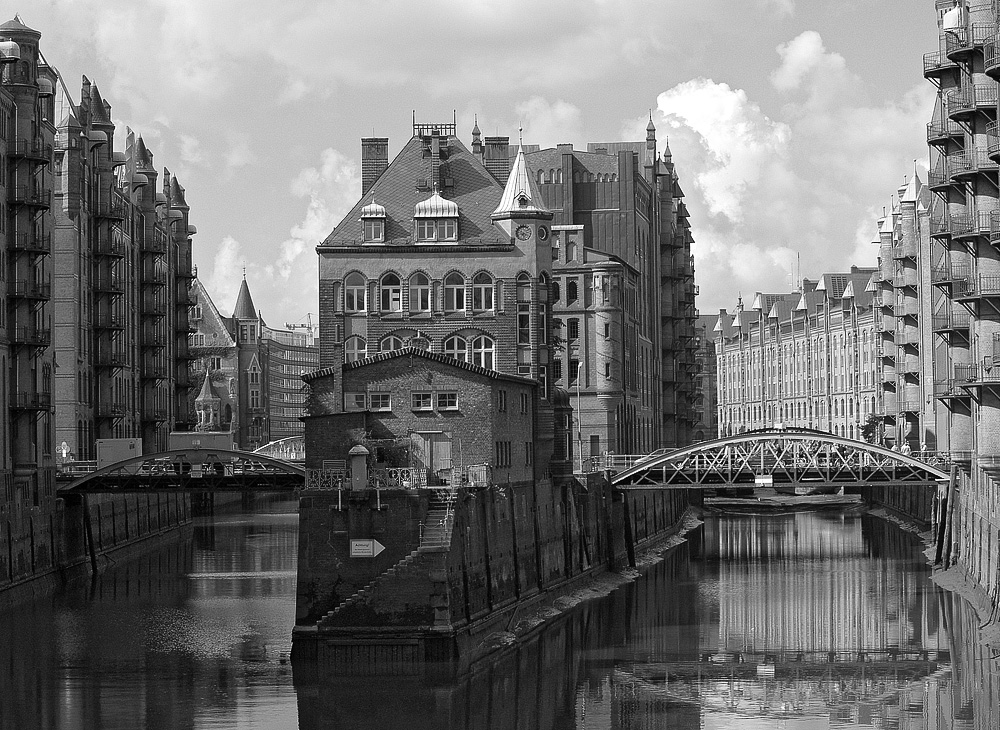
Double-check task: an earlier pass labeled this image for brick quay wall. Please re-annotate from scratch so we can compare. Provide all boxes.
[292,476,696,673]
[0,492,191,606]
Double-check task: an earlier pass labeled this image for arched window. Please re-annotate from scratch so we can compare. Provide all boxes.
[380,273,402,312]
[409,273,431,313]
[380,336,403,352]
[444,273,465,313]
[472,336,495,369]
[345,273,366,312]
[567,279,578,303]
[444,335,467,362]
[552,280,561,302]
[472,273,494,312]
[345,336,367,362]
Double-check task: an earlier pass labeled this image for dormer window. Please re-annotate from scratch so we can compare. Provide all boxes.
[360,199,386,243]
[414,191,459,242]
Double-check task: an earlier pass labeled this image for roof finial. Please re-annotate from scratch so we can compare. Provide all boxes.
[518,125,523,146]
[242,264,246,279]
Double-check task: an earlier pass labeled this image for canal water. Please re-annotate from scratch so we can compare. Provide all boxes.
[2,502,998,729]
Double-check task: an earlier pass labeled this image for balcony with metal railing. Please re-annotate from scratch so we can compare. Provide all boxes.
[950,149,999,182]
[988,37,1000,77]
[93,232,126,257]
[927,159,956,193]
[10,231,52,255]
[10,391,52,410]
[934,379,968,400]
[141,228,168,254]
[141,268,167,286]
[10,279,51,300]
[94,312,126,330]
[93,197,128,221]
[946,84,999,121]
[924,49,960,78]
[8,138,53,162]
[945,23,996,59]
[955,362,1000,389]
[951,209,994,240]
[94,275,124,294]
[10,326,51,348]
[894,299,919,318]
[141,360,168,380]
[96,403,126,418]
[10,184,52,209]
[140,408,168,422]
[928,118,964,146]
[932,311,972,333]
[954,272,1000,299]
[96,347,129,368]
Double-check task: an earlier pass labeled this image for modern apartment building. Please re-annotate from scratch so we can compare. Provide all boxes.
[714,267,881,439]
[190,275,318,450]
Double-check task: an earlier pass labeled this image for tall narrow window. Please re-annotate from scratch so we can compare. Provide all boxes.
[380,336,403,352]
[472,273,494,312]
[409,273,431,313]
[380,273,402,312]
[444,273,465,313]
[345,273,366,312]
[517,274,531,344]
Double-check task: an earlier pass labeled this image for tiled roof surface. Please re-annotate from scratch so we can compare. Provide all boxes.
[322,135,505,246]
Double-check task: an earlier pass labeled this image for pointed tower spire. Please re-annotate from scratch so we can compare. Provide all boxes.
[232,276,258,320]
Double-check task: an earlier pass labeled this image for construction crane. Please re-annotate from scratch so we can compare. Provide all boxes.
[285,313,315,336]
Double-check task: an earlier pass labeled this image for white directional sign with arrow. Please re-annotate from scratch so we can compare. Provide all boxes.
[350,539,386,558]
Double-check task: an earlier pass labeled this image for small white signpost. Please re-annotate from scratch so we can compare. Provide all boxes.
[754,475,773,486]
[350,539,386,558]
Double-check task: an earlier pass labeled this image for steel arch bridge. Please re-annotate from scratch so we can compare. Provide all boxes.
[611,429,950,490]
[57,449,306,494]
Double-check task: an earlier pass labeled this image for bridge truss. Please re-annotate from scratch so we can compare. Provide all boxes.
[612,430,950,490]
[57,449,306,494]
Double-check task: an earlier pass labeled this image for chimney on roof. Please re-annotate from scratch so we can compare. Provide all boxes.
[361,137,389,196]
[483,136,511,182]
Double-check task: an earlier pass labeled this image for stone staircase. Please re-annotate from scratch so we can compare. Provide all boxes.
[318,498,456,626]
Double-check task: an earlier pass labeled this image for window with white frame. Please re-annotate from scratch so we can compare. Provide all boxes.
[369,392,391,411]
[344,391,366,411]
[345,336,367,362]
[345,273,366,312]
[409,273,431,313]
[380,273,402,312]
[437,392,458,410]
[363,217,384,242]
[415,218,457,241]
[472,273,494,312]
[411,392,433,411]
[444,273,465,312]
[380,336,403,352]
[444,335,467,362]
[472,335,495,370]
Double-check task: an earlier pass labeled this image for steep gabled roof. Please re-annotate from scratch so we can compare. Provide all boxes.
[321,134,506,246]
[191,278,237,348]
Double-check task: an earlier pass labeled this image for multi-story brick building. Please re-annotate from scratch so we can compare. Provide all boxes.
[0,16,59,530]
[315,116,698,471]
[524,121,699,456]
[714,267,880,438]
[871,174,938,450]
[49,73,196,460]
[190,275,318,450]
[693,314,718,442]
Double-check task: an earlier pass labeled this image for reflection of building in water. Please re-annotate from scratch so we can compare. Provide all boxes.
[700,513,948,657]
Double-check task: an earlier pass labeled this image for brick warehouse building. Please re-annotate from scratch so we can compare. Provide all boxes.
[0,17,193,590]
[190,274,318,451]
[315,116,699,465]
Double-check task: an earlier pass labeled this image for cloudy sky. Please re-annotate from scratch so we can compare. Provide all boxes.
[24,0,938,326]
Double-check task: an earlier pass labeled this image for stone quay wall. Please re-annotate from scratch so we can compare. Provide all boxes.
[0,492,190,605]
[292,474,694,672]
